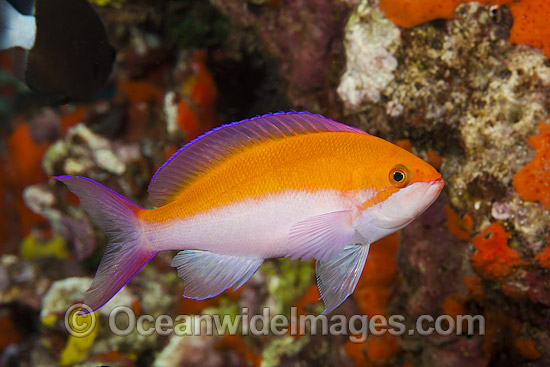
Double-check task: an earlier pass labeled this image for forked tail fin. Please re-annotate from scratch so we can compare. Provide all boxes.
[53,176,155,314]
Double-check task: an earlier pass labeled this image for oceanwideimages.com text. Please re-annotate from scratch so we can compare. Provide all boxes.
[66,304,485,343]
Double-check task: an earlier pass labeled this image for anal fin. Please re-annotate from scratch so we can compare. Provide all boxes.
[171,250,263,300]
[316,242,371,314]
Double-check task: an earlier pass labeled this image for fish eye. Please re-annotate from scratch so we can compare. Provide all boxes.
[389,165,410,188]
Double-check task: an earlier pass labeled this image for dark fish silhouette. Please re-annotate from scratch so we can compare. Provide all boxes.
[0,0,116,102]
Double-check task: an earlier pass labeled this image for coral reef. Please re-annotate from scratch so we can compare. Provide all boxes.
[471,223,525,281]
[210,0,352,112]
[378,0,550,58]
[331,1,550,364]
[2,0,550,366]
[513,121,550,209]
[336,1,400,110]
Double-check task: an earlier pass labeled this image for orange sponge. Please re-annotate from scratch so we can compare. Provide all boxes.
[471,223,525,281]
[378,0,550,58]
[366,334,402,364]
[508,0,550,58]
[535,236,550,268]
[513,122,550,209]
[378,0,464,28]
[514,337,542,361]
[354,233,400,316]
[442,292,466,318]
[444,205,474,241]
[463,275,486,300]
[348,233,402,364]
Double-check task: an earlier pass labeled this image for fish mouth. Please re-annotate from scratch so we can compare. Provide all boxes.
[422,178,445,210]
[368,179,445,230]
[431,178,445,190]
[427,177,445,196]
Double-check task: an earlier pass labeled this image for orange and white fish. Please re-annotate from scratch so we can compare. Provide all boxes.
[54,112,444,314]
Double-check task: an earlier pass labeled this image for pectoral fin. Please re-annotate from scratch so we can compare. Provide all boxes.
[171,250,264,300]
[286,210,355,261]
[316,243,371,314]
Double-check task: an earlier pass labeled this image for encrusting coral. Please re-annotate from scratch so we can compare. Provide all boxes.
[336,1,400,110]
[3,0,550,366]
[378,0,550,57]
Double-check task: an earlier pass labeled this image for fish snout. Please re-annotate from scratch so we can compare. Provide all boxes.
[430,178,445,194]
[432,178,444,188]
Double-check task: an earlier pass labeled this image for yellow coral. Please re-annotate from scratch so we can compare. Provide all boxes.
[20,233,70,260]
[59,313,99,366]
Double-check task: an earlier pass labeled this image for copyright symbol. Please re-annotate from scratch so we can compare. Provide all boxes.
[64,304,96,337]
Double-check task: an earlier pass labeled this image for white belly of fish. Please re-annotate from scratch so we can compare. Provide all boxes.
[147,190,357,258]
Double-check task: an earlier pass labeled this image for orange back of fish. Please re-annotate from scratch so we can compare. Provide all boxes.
[140,132,432,223]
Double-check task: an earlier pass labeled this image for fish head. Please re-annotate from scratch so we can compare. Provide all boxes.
[354,139,444,242]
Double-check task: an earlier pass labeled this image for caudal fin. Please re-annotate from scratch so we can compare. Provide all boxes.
[53,176,155,314]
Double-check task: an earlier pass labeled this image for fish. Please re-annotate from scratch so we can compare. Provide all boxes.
[53,111,444,315]
[0,0,116,102]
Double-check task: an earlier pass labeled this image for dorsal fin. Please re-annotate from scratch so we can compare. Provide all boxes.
[148,111,366,207]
